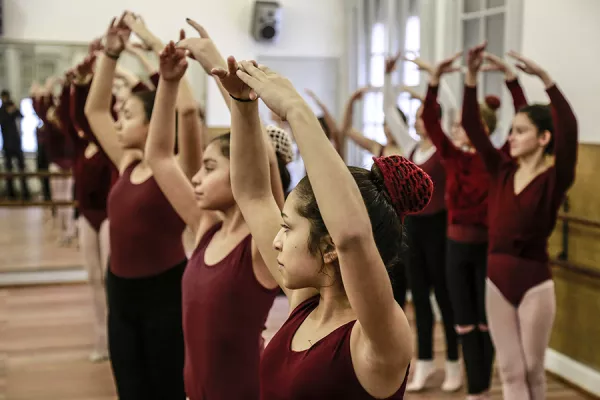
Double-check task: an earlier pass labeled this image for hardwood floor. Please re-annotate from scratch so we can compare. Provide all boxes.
[0,284,589,400]
[0,208,82,273]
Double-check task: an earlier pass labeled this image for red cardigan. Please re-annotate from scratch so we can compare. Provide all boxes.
[462,83,577,263]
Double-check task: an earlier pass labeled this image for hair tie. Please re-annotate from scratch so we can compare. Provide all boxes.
[372,155,433,220]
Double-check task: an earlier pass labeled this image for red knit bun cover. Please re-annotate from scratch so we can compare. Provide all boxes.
[372,155,434,220]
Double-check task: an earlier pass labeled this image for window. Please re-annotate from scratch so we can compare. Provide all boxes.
[362,14,422,166]
[460,0,507,97]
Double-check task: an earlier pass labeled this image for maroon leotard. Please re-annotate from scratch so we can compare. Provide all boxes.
[260,296,409,399]
[182,223,278,400]
[107,161,186,278]
[60,84,117,232]
[462,83,577,306]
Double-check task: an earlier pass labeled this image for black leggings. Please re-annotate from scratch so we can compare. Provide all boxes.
[405,212,458,361]
[446,239,493,394]
[106,261,187,400]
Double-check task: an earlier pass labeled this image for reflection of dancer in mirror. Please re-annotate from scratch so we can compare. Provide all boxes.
[463,43,578,400]
[219,56,428,398]
[0,89,31,201]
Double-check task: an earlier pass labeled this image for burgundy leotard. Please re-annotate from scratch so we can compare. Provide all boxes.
[107,161,186,278]
[260,296,409,400]
[462,83,577,306]
[182,223,278,400]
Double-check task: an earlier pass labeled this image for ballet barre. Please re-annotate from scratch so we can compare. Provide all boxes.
[0,200,77,207]
[0,171,73,178]
[557,214,600,230]
[554,212,600,280]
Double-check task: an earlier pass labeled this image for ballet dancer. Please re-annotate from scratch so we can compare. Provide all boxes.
[383,53,461,392]
[146,37,283,399]
[216,56,432,399]
[83,13,200,399]
[421,52,498,399]
[463,43,577,400]
[38,77,76,244]
[54,57,116,362]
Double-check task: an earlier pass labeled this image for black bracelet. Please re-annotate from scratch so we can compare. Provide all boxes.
[105,51,120,60]
[229,94,255,103]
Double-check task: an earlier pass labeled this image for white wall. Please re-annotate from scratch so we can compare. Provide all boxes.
[4,0,345,125]
[520,0,600,144]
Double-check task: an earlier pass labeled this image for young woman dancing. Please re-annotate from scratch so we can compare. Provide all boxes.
[213,56,434,399]
[421,52,498,399]
[83,14,201,399]
[146,39,284,399]
[54,57,116,362]
[463,43,577,400]
[383,54,461,392]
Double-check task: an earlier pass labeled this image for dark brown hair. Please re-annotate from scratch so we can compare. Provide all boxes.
[294,164,404,274]
[131,90,156,123]
[518,104,554,155]
[480,95,501,133]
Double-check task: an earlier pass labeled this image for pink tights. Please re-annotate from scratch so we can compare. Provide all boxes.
[486,279,555,400]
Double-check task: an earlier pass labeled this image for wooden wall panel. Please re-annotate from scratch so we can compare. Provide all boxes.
[549,143,600,372]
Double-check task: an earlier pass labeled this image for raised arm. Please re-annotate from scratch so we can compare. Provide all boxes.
[383,54,415,156]
[463,43,505,173]
[177,19,230,109]
[84,16,130,168]
[417,54,462,160]
[125,43,158,79]
[339,87,384,155]
[305,89,343,155]
[237,60,412,376]
[145,42,210,234]
[173,30,204,178]
[211,59,290,295]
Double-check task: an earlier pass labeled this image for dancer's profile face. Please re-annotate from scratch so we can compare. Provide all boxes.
[115,96,148,150]
[509,113,550,158]
[414,106,428,138]
[272,190,334,290]
[191,141,235,211]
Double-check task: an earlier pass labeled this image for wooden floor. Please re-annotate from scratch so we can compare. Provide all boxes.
[0,208,591,399]
[0,284,588,400]
[0,208,82,273]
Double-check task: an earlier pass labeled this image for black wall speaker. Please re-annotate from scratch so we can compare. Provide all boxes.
[251,1,282,43]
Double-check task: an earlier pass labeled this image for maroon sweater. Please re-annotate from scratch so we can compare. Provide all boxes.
[409,148,446,216]
[423,85,490,242]
[462,83,577,263]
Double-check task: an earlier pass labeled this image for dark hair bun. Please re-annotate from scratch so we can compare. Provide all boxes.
[485,95,501,111]
[372,155,433,219]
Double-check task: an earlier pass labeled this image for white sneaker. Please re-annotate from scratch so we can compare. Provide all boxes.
[441,360,463,392]
[89,350,109,363]
[406,360,436,392]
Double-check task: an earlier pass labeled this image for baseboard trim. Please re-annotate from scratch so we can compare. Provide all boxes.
[0,269,88,287]
[545,348,600,397]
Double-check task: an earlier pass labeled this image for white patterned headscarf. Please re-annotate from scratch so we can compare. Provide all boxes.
[266,125,294,164]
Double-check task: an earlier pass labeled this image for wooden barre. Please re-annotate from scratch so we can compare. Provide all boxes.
[551,258,600,280]
[557,214,600,230]
[0,200,77,207]
[0,171,73,178]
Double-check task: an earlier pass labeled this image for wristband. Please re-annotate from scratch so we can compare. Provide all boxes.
[105,51,120,60]
[229,94,255,103]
